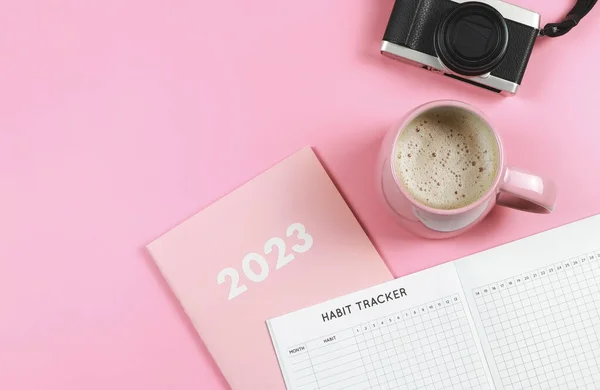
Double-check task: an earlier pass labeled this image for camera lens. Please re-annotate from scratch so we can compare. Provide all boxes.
[434,2,509,77]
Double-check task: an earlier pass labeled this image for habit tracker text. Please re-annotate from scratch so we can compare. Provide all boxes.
[320,288,407,322]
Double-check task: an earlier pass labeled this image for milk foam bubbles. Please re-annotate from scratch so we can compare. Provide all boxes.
[394,107,499,210]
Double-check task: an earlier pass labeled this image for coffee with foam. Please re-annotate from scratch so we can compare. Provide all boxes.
[394,106,499,210]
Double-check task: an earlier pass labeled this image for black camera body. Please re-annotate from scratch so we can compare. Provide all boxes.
[381,0,541,95]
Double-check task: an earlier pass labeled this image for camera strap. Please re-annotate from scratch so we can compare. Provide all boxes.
[540,0,597,37]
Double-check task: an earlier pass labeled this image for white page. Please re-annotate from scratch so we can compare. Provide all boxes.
[267,262,494,390]
[456,214,600,389]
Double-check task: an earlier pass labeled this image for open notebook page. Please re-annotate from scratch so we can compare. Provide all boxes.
[456,214,600,390]
[267,262,494,390]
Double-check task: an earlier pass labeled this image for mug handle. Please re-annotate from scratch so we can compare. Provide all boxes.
[497,167,557,214]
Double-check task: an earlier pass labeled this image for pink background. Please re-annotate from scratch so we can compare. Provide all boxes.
[1,1,599,389]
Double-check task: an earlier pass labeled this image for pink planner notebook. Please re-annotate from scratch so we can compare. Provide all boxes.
[146,147,392,390]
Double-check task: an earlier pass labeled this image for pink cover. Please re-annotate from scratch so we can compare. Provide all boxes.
[146,147,392,390]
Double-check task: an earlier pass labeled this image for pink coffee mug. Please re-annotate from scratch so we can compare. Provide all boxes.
[377,100,556,239]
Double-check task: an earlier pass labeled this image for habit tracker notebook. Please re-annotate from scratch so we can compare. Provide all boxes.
[268,214,600,390]
[146,147,392,390]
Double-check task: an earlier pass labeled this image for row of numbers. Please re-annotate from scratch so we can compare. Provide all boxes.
[473,250,600,298]
[354,295,462,334]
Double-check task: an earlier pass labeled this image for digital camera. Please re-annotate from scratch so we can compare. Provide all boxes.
[381,0,541,95]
